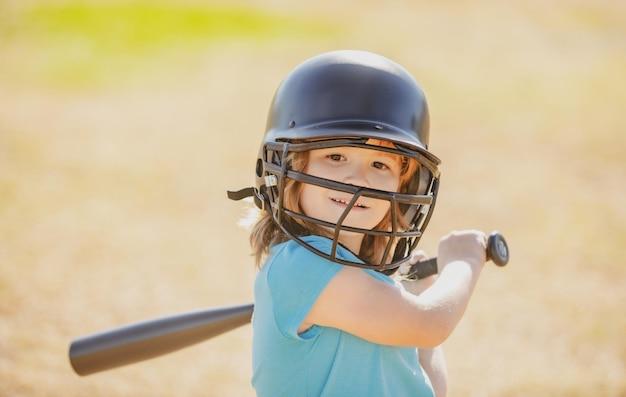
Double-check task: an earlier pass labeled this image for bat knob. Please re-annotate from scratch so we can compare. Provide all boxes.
[487,231,509,267]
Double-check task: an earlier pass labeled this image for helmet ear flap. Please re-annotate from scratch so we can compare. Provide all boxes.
[418,167,432,195]
[398,165,432,226]
[411,166,432,195]
[402,165,431,198]
[253,152,277,211]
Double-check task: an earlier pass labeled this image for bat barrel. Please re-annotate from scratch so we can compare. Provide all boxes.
[69,303,254,376]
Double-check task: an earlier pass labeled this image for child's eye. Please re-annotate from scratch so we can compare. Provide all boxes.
[327,154,345,162]
[372,161,389,170]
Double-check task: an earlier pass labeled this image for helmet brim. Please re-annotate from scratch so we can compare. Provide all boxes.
[266,124,441,166]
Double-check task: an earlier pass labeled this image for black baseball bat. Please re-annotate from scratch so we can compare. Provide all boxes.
[69,232,509,376]
[69,303,254,376]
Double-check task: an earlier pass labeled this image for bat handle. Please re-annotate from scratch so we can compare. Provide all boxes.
[401,231,510,280]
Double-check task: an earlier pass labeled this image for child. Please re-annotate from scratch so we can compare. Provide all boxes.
[228,50,487,397]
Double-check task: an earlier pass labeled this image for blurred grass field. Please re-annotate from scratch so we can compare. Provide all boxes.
[1,1,625,396]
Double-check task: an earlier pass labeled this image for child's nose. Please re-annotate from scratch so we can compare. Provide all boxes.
[342,162,370,187]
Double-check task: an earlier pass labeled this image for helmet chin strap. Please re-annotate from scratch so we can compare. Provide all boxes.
[227,187,266,210]
[226,187,255,201]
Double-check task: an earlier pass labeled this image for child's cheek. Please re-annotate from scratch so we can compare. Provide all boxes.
[306,160,331,178]
[375,174,400,193]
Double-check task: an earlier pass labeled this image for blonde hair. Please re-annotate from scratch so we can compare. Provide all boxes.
[249,141,418,267]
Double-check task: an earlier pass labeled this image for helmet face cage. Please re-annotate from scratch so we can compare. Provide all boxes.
[222,51,443,274]
[259,137,440,273]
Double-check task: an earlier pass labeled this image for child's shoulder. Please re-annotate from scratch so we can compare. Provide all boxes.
[267,235,339,270]
[270,235,333,256]
[261,236,343,292]
[265,236,396,286]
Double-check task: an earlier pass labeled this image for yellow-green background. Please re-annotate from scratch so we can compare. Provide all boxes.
[1,1,624,395]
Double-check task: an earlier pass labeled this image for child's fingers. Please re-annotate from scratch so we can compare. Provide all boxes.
[398,250,429,276]
[408,250,428,264]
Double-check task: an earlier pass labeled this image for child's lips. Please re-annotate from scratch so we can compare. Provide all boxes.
[329,197,368,210]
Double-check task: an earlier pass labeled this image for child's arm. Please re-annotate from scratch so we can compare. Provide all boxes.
[397,266,448,397]
[419,346,447,397]
[301,230,487,347]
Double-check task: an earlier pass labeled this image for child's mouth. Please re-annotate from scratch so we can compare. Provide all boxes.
[329,197,368,210]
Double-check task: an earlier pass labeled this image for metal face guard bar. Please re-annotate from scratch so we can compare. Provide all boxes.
[263,163,434,206]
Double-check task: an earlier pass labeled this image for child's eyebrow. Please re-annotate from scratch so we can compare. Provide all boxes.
[315,143,403,163]
[375,151,401,159]
[373,149,403,164]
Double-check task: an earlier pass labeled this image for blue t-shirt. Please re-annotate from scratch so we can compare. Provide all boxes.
[252,235,434,397]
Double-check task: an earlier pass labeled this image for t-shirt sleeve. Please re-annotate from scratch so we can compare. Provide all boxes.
[266,240,342,340]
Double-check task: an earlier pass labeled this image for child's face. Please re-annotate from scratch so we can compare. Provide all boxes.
[299,143,402,233]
